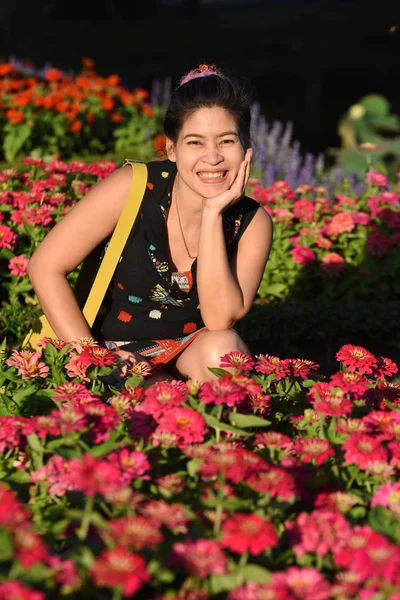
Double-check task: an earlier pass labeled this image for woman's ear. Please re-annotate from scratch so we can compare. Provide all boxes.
[165,138,177,162]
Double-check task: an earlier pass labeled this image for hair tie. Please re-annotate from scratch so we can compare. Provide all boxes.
[178,63,223,87]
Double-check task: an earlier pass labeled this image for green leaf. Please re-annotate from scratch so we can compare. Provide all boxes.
[88,432,122,457]
[242,564,271,584]
[368,505,400,544]
[27,433,44,453]
[13,384,38,405]
[209,573,239,594]
[186,458,203,477]
[229,413,271,428]
[0,529,13,561]
[6,470,30,483]
[203,413,250,437]
[207,367,230,378]
[3,123,31,161]
[124,374,145,388]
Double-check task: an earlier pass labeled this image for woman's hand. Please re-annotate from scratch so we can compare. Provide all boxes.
[202,148,252,214]
[102,349,152,385]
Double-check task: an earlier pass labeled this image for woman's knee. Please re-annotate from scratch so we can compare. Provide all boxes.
[199,329,249,367]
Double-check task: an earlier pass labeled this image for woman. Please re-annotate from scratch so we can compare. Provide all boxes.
[27,64,273,383]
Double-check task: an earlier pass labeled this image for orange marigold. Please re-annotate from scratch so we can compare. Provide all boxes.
[82,57,95,69]
[101,97,115,111]
[153,133,166,157]
[70,120,82,133]
[142,103,154,118]
[46,68,62,81]
[111,112,123,123]
[5,110,25,125]
[0,63,13,76]
[107,74,120,86]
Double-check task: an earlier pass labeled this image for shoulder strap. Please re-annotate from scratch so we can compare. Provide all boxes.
[81,161,148,326]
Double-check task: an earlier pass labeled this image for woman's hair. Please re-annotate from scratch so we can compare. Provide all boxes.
[163,64,254,151]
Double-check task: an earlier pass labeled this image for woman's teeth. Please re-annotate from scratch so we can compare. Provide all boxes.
[198,171,226,180]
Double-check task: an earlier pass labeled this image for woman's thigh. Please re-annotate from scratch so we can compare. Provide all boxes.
[173,329,250,380]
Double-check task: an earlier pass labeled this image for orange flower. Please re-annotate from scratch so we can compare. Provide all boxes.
[142,103,154,118]
[106,74,120,86]
[132,89,150,102]
[153,133,166,156]
[5,109,25,125]
[87,110,95,125]
[101,96,115,111]
[111,112,122,123]
[0,63,13,76]
[76,76,90,89]
[46,68,62,82]
[82,57,95,69]
[70,120,82,133]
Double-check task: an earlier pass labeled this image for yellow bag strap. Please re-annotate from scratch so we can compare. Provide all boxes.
[81,160,148,326]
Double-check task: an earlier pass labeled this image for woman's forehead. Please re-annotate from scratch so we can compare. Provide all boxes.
[180,107,238,135]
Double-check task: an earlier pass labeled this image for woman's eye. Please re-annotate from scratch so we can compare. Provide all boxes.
[221,139,235,145]
[188,140,201,146]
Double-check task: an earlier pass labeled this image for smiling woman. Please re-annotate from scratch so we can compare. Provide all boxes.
[27,63,273,384]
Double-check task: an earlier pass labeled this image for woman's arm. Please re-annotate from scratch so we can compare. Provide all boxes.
[27,165,134,342]
[197,205,273,330]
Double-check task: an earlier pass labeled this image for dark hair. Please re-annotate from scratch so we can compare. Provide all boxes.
[164,70,254,151]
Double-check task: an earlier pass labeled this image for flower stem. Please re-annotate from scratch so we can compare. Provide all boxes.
[112,586,123,600]
[77,495,94,541]
[213,474,225,536]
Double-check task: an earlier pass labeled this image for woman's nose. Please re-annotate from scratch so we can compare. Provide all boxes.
[203,145,223,165]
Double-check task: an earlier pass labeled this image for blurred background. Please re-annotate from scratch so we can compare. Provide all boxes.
[0,0,399,157]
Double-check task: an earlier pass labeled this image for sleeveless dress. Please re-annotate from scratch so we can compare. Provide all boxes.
[94,159,260,369]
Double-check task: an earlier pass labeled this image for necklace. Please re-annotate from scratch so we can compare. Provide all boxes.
[174,187,197,260]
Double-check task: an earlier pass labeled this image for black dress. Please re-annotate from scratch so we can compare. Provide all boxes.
[94,159,259,368]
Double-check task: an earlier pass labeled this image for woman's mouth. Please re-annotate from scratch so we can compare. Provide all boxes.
[197,170,228,183]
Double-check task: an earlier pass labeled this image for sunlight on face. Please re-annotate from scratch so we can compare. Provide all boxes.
[168,106,245,201]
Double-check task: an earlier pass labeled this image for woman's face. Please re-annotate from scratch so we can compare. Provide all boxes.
[167,106,247,202]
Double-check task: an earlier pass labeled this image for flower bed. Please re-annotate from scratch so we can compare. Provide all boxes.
[251,166,400,304]
[0,339,399,598]
[0,59,165,163]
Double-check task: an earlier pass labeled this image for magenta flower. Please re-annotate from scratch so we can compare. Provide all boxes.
[292,245,316,266]
[172,539,227,578]
[366,169,388,187]
[221,513,278,555]
[6,349,49,380]
[8,254,29,276]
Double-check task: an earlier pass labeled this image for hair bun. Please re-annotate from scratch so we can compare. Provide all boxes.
[178,63,223,87]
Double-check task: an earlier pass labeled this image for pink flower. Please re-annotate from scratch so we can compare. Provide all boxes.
[47,556,81,593]
[308,382,353,417]
[153,406,207,448]
[172,539,227,578]
[343,434,387,469]
[271,567,331,600]
[65,354,90,381]
[220,351,255,372]
[109,515,163,550]
[90,547,150,596]
[292,245,316,266]
[67,454,122,497]
[8,254,29,276]
[0,581,45,600]
[199,375,247,407]
[371,482,400,516]
[52,381,93,404]
[330,371,370,397]
[366,231,392,257]
[253,431,292,450]
[321,252,345,276]
[198,445,264,483]
[0,224,17,249]
[0,416,24,453]
[138,381,186,420]
[372,356,399,379]
[106,448,151,484]
[140,500,189,534]
[31,455,74,496]
[294,437,335,466]
[6,349,49,379]
[336,344,377,374]
[0,483,30,528]
[221,513,278,555]
[366,169,388,187]
[246,465,297,500]
[325,212,355,237]
[255,354,291,380]
[293,199,315,222]
[13,527,50,568]
[285,508,352,558]
[287,358,319,379]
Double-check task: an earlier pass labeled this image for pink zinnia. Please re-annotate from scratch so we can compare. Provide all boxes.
[199,445,263,483]
[138,381,186,419]
[220,351,255,372]
[270,567,331,600]
[292,245,316,266]
[106,448,151,484]
[294,437,335,466]
[285,508,352,558]
[309,382,353,417]
[336,344,377,374]
[330,371,370,397]
[172,539,227,578]
[325,212,355,237]
[90,547,150,596]
[371,482,400,516]
[199,375,246,407]
[372,356,399,379]
[108,515,163,550]
[221,513,278,555]
[255,354,291,380]
[366,169,388,187]
[140,500,189,534]
[293,198,315,222]
[246,465,297,500]
[78,345,116,367]
[67,454,122,497]
[0,581,45,600]
[6,349,49,379]
[52,381,92,404]
[0,416,24,453]
[287,358,319,379]
[366,231,392,257]
[321,252,345,276]
[343,433,387,469]
[0,224,17,249]
[153,406,206,448]
[8,254,29,276]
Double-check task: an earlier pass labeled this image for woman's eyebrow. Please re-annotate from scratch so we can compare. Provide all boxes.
[183,131,239,139]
